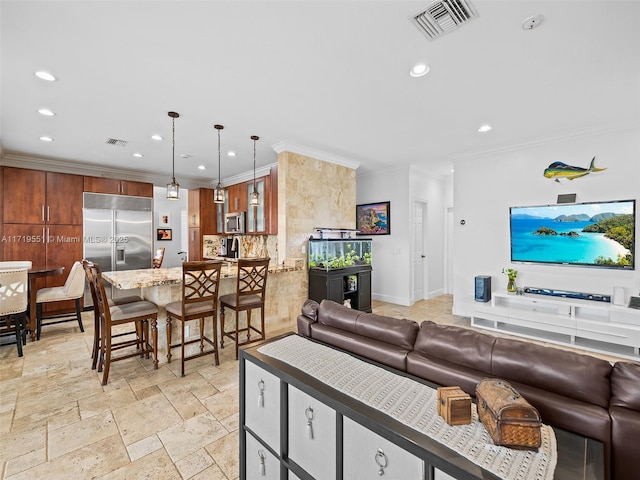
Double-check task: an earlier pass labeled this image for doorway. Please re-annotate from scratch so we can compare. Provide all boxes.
[412,201,427,304]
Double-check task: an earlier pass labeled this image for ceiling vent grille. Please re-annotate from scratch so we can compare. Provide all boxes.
[410,0,477,40]
[105,138,128,147]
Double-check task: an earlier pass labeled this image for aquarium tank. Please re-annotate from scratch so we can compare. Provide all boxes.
[308,238,372,270]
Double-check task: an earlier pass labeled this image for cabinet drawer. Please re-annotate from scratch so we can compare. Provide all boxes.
[288,385,336,480]
[245,431,280,480]
[434,468,458,480]
[244,360,281,450]
[343,416,424,479]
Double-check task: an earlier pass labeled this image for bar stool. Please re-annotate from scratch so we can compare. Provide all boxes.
[35,261,85,340]
[152,247,165,268]
[165,260,222,377]
[81,260,144,370]
[0,267,28,357]
[219,257,270,359]
[89,262,158,385]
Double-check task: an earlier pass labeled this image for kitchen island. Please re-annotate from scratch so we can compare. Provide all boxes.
[102,262,306,363]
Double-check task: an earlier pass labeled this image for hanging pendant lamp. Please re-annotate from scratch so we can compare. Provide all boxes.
[213,124,225,204]
[249,135,260,207]
[166,111,180,200]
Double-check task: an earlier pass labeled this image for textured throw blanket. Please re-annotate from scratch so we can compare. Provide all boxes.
[258,335,557,480]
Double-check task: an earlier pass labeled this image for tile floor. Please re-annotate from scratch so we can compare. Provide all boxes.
[0,295,625,479]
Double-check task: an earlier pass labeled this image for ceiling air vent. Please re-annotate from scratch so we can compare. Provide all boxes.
[410,0,477,41]
[105,138,128,147]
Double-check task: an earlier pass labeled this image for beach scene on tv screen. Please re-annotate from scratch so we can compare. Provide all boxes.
[510,201,635,268]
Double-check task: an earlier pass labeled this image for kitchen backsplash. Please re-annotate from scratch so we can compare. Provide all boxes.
[203,235,278,263]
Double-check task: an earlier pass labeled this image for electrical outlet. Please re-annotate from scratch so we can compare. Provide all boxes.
[184,325,190,338]
[301,245,306,254]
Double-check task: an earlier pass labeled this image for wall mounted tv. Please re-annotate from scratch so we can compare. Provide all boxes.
[510,199,635,270]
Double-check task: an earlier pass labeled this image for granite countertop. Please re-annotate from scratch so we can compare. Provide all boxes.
[102,263,302,290]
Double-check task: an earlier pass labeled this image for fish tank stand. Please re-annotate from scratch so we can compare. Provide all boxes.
[308,237,372,312]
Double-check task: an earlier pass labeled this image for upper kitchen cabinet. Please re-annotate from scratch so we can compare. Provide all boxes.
[3,167,83,225]
[83,176,153,197]
[227,182,247,214]
[246,166,278,235]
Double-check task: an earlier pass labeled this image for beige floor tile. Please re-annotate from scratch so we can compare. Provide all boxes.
[175,448,215,479]
[202,386,239,421]
[4,447,46,477]
[0,421,46,462]
[11,402,78,433]
[48,410,119,460]
[99,449,181,480]
[78,381,136,420]
[112,392,182,446]
[0,410,14,433]
[6,434,129,480]
[189,462,228,480]
[126,434,164,462]
[205,430,239,480]
[205,365,240,392]
[157,411,228,463]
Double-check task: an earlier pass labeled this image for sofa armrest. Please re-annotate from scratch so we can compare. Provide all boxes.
[297,299,320,337]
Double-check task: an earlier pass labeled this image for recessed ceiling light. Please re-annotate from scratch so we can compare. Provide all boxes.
[410,63,430,77]
[180,154,191,159]
[35,71,57,81]
[522,14,544,30]
[151,134,163,141]
[133,153,143,158]
[38,108,55,116]
[477,124,493,133]
[198,165,206,170]
[39,136,54,142]
[227,151,237,157]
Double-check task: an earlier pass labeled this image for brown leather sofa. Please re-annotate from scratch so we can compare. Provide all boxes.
[297,299,640,480]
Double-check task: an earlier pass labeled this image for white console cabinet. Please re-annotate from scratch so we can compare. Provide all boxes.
[472,292,640,359]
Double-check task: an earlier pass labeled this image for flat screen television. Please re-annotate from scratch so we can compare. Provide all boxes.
[510,199,635,270]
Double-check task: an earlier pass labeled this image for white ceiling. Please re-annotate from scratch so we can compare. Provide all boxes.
[2,1,639,187]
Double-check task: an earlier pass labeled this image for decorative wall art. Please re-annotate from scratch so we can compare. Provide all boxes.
[356,201,390,235]
[159,212,170,226]
[543,156,606,182]
[157,228,172,241]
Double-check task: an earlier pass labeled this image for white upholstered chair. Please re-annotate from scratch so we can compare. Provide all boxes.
[0,261,33,270]
[0,267,29,356]
[35,261,85,339]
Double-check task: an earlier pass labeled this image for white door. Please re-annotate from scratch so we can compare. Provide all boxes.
[412,201,425,303]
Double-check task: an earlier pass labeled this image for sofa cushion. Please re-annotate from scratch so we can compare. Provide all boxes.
[406,352,490,396]
[610,405,640,480]
[301,299,320,321]
[355,313,419,349]
[317,299,364,332]
[413,322,495,373]
[310,323,412,371]
[491,338,613,408]
[610,361,640,410]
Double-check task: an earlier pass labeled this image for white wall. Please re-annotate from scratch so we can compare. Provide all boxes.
[153,186,188,268]
[452,127,640,317]
[357,166,447,305]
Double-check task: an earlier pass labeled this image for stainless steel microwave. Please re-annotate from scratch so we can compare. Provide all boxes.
[225,211,246,234]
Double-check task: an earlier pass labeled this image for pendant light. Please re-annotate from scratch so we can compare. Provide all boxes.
[166,111,180,200]
[213,124,225,204]
[249,135,260,207]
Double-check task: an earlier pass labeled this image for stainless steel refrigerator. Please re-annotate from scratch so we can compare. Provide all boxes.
[83,192,153,305]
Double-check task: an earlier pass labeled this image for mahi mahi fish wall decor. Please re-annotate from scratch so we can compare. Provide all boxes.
[543,156,606,182]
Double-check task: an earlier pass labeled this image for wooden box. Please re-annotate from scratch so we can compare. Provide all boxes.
[437,386,472,426]
[476,378,541,451]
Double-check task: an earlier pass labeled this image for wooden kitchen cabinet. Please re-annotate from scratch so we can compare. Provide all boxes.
[246,166,278,234]
[3,167,47,224]
[227,182,247,214]
[187,188,217,260]
[83,176,153,197]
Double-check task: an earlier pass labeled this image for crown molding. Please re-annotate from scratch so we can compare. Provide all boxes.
[271,142,360,170]
[0,152,267,190]
[449,123,640,162]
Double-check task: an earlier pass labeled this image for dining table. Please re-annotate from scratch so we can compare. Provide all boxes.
[27,266,65,341]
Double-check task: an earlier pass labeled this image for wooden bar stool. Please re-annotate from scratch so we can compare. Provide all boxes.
[165,260,222,377]
[219,257,270,359]
[81,260,143,370]
[89,262,158,385]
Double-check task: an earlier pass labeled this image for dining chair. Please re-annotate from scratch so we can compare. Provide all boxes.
[219,257,270,359]
[35,261,85,340]
[0,261,33,270]
[89,262,159,385]
[165,260,223,376]
[0,267,28,357]
[81,260,144,369]
[152,247,165,269]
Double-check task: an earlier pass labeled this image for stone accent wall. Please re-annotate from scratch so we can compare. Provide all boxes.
[277,151,357,263]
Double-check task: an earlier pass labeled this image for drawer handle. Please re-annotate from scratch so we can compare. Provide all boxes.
[375,448,388,476]
[258,449,266,476]
[305,406,314,440]
[257,379,265,408]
